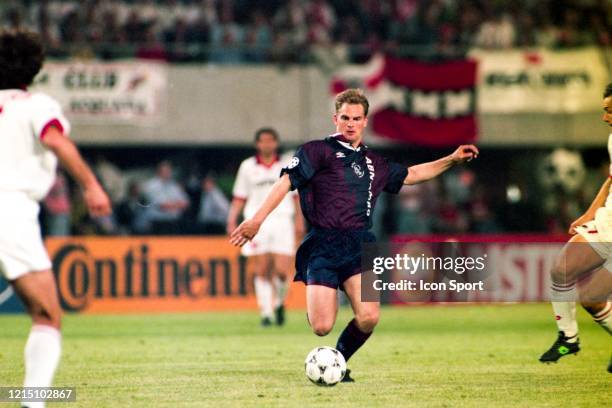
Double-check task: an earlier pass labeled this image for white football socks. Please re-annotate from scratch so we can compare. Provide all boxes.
[254,276,273,319]
[551,283,578,341]
[273,276,289,308]
[23,324,62,408]
[592,301,612,335]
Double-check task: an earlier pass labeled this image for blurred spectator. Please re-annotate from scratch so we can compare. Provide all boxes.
[588,13,610,46]
[142,160,190,235]
[474,8,516,49]
[136,25,168,60]
[163,16,189,45]
[196,175,230,234]
[209,3,244,64]
[124,9,147,43]
[31,0,61,49]
[134,0,160,27]
[455,2,481,47]
[92,7,127,46]
[244,10,272,62]
[556,8,583,47]
[468,185,500,233]
[163,17,191,61]
[444,168,475,207]
[43,170,71,236]
[534,13,559,47]
[434,191,469,233]
[5,6,26,30]
[412,2,444,47]
[116,180,150,234]
[513,11,537,47]
[58,9,81,44]
[188,13,210,46]
[388,0,419,48]
[396,182,437,234]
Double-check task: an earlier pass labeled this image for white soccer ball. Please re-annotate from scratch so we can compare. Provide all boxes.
[304,346,347,386]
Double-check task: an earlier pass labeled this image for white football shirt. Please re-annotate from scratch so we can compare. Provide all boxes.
[0,90,70,201]
[232,153,296,220]
[606,133,612,209]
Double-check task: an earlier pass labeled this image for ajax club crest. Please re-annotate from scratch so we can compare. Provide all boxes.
[351,162,364,178]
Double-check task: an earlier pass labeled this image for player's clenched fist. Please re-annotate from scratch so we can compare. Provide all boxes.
[84,183,112,217]
[230,219,262,247]
[568,213,594,235]
[451,145,479,163]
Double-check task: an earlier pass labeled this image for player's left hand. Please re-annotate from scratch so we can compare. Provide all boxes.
[568,213,594,235]
[84,183,112,217]
[451,145,479,164]
[230,219,262,247]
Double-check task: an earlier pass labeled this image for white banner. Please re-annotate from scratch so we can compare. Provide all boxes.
[471,47,609,113]
[30,61,168,125]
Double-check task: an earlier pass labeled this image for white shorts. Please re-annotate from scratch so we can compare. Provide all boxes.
[575,207,612,271]
[242,216,295,256]
[0,192,52,281]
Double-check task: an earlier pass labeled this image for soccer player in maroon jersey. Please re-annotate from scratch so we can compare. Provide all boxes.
[231,89,478,381]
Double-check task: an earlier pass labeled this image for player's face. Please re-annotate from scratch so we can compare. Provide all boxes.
[334,103,368,146]
[158,163,172,180]
[603,96,612,127]
[256,132,278,157]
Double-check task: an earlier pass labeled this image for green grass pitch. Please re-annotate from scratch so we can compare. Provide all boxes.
[0,304,609,407]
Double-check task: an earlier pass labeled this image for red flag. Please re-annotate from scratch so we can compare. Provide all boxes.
[332,55,478,147]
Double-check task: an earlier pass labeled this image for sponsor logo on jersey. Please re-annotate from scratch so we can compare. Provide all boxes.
[335,152,345,158]
[365,157,375,216]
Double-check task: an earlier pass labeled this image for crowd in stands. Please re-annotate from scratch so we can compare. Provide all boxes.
[1,0,610,62]
[42,158,232,236]
[40,149,603,238]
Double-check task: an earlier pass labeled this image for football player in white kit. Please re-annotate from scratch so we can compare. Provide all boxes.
[540,83,612,372]
[227,128,304,326]
[0,30,112,406]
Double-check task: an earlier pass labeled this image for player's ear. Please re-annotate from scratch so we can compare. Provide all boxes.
[364,117,368,128]
[333,113,338,125]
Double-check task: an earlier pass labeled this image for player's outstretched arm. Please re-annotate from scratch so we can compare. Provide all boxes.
[404,144,479,185]
[230,174,292,246]
[41,126,112,217]
[226,197,246,235]
[568,177,611,234]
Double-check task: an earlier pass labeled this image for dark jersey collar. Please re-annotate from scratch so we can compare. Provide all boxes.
[329,133,367,151]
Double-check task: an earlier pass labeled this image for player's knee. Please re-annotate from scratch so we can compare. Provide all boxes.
[274,272,288,281]
[30,301,62,329]
[252,269,267,277]
[311,320,333,336]
[550,260,573,283]
[355,310,379,332]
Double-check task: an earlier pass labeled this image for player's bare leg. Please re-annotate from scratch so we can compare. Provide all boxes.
[580,267,612,334]
[306,284,338,336]
[335,273,380,382]
[248,254,274,326]
[12,270,62,408]
[541,234,605,363]
[272,253,292,325]
[579,267,612,372]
